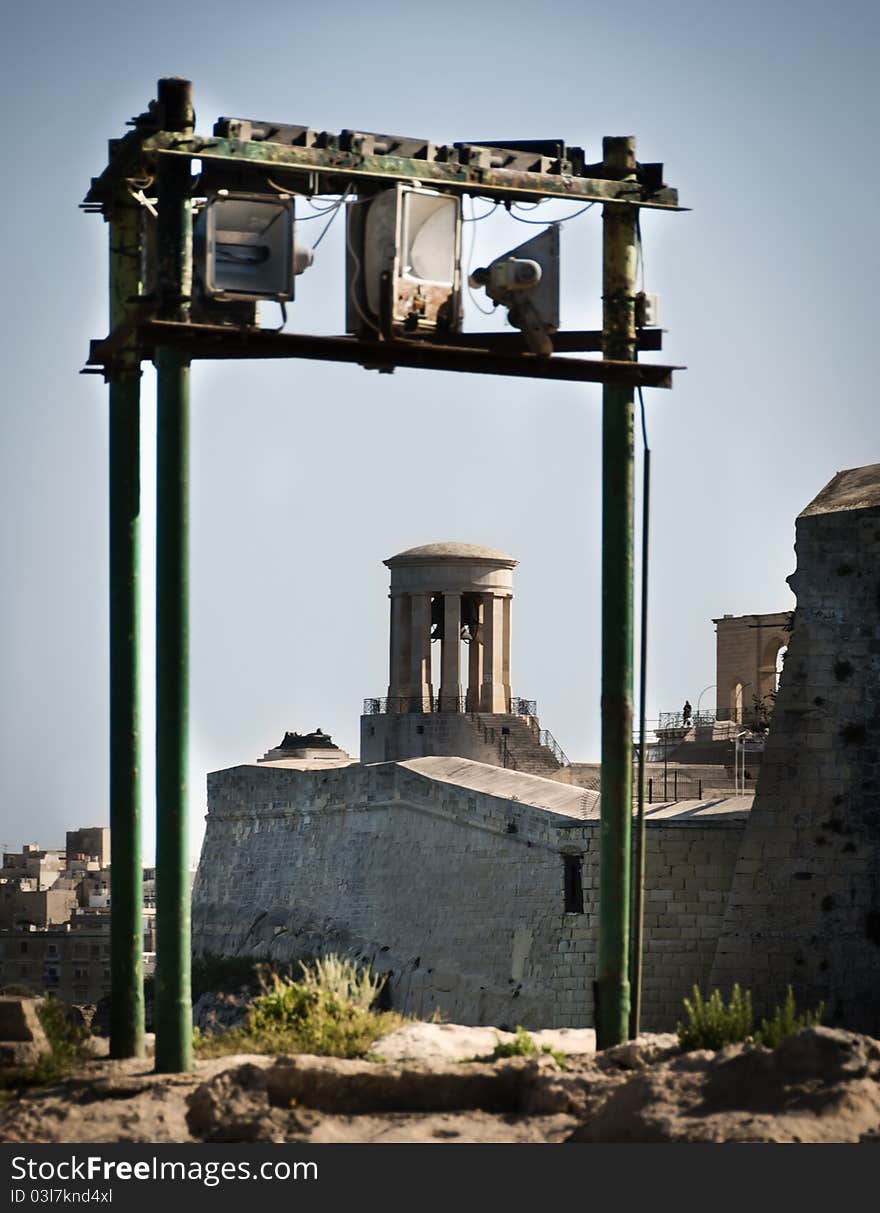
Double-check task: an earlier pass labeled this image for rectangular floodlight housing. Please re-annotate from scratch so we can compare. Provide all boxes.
[352,184,462,336]
[202,191,295,302]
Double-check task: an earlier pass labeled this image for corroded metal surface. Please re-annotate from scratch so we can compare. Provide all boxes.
[87,321,681,388]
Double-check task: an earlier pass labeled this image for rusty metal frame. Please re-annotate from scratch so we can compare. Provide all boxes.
[86,320,679,387]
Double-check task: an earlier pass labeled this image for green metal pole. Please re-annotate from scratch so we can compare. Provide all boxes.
[596,135,638,1050]
[154,77,194,1074]
[630,438,650,1040]
[108,197,145,1059]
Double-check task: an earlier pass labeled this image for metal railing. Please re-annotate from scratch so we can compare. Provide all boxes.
[362,695,464,715]
[363,693,538,716]
[538,728,570,767]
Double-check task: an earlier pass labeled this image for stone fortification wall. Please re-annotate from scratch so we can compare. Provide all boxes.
[710,465,880,1033]
[193,760,745,1030]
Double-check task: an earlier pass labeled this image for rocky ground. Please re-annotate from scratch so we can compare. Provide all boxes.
[2,1024,880,1144]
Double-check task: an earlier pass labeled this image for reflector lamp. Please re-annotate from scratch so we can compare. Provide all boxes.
[199,192,296,302]
[347,185,462,336]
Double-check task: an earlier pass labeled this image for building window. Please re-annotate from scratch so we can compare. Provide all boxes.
[19,942,28,955]
[563,855,584,914]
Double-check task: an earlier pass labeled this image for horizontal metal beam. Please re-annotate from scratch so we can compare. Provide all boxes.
[139,133,682,210]
[436,329,664,354]
[86,320,682,387]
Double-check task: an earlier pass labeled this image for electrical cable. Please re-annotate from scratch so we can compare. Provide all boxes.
[508,201,596,225]
[465,197,496,316]
[462,201,500,222]
[345,209,380,334]
[310,184,354,250]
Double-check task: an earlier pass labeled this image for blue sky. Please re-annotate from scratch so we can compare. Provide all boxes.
[1,0,877,861]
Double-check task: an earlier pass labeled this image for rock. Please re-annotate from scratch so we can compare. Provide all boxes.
[596,1033,680,1071]
[368,1021,597,1065]
[0,997,49,1068]
[567,1027,880,1143]
[192,991,251,1035]
[186,1063,285,1142]
[264,1054,535,1113]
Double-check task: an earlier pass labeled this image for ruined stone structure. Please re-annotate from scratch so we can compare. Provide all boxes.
[710,465,880,1033]
[714,611,791,723]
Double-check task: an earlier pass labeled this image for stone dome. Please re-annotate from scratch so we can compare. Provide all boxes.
[385,542,517,566]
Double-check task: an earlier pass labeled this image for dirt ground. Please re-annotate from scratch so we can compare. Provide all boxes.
[2,1025,879,1144]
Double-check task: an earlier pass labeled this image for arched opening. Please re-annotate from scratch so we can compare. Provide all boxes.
[732,681,744,724]
[775,644,788,693]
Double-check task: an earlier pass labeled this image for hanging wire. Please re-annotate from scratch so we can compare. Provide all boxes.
[465,196,496,316]
[462,201,500,222]
[508,201,596,225]
[345,207,380,334]
[310,183,354,249]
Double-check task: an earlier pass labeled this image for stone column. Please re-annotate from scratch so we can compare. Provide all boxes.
[387,593,411,711]
[480,594,507,713]
[502,594,512,711]
[466,597,484,711]
[409,593,432,711]
[439,592,462,711]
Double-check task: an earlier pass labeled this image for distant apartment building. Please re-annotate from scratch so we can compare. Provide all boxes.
[0,826,154,1003]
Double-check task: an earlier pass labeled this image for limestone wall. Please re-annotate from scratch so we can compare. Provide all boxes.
[710,466,880,1033]
[193,760,744,1030]
[360,712,501,766]
[714,611,790,721]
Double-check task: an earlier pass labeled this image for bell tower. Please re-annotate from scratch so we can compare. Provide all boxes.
[361,542,528,764]
[384,542,516,715]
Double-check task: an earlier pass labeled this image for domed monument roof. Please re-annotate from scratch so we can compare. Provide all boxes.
[386,541,517,566]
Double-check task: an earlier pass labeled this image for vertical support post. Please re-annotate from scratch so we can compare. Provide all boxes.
[108,196,144,1059]
[629,442,650,1040]
[596,136,638,1049]
[154,77,194,1074]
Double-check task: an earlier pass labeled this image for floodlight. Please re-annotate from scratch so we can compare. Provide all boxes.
[347,185,462,336]
[469,225,560,355]
[198,192,297,302]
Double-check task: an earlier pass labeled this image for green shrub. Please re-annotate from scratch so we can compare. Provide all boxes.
[677,983,826,1052]
[676,984,753,1051]
[491,1025,539,1059]
[754,986,824,1047]
[195,953,400,1060]
[481,1026,565,1068]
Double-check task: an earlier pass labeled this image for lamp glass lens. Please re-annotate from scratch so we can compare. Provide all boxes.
[209,196,293,298]
[401,193,457,284]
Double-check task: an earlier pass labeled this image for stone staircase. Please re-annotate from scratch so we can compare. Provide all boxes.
[471,712,566,777]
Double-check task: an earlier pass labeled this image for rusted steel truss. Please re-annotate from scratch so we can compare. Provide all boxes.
[86,320,680,387]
